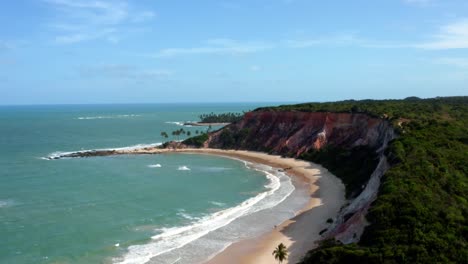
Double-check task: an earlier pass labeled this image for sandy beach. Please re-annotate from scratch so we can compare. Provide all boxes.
[50,146,346,263]
[150,148,346,264]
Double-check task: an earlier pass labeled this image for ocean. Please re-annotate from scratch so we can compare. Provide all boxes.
[0,103,309,264]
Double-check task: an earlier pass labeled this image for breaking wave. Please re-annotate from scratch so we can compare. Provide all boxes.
[113,162,294,264]
[177,166,191,171]
[43,142,162,160]
[76,114,141,120]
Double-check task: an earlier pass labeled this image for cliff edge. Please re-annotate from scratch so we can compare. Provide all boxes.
[202,110,395,245]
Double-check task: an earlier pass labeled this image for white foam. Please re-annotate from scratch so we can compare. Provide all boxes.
[177,166,190,171]
[209,201,226,207]
[177,211,198,221]
[0,199,15,208]
[44,142,163,160]
[76,114,141,120]
[148,164,162,168]
[113,164,293,264]
[165,121,185,126]
[200,167,232,172]
[165,121,197,127]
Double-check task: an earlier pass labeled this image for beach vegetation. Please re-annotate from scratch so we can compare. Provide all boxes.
[160,131,169,138]
[272,243,288,263]
[199,112,244,123]
[288,96,468,264]
[182,133,208,147]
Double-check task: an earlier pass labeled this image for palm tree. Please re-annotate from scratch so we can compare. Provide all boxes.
[272,243,288,264]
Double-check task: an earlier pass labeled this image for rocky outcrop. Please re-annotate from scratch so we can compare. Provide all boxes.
[207,111,392,157]
[206,110,395,244]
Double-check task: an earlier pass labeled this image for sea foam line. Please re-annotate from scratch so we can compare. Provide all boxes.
[165,121,197,127]
[76,114,141,120]
[44,142,162,160]
[0,199,16,208]
[113,162,293,264]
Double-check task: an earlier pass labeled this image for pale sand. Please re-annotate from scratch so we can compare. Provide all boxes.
[121,147,345,263]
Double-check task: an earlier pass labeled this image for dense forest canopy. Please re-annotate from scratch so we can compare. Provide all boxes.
[183,96,467,263]
[198,112,243,123]
[264,97,468,264]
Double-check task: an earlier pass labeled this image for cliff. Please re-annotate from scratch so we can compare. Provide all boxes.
[205,110,395,244]
[207,111,392,156]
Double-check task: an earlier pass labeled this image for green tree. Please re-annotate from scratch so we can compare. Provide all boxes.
[272,243,288,264]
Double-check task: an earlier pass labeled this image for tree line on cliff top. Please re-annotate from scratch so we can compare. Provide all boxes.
[183,96,467,263]
[273,97,467,264]
[198,112,243,123]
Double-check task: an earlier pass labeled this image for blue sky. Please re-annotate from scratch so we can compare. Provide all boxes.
[1,0,467,104]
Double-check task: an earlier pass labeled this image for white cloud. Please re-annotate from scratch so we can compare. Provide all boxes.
[404,0,433,5]
[152,39,273,58]
[0,41,13,51]
[132,11,156,22]
[435,57,468,68]
[287,20,468,50]
[249,65,262,71]
[44,0,155,44]
[286,34,365,48]
[79,64,173,79]
[414,19,468,49]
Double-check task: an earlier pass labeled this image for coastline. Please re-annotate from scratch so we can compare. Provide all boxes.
[164,149,346,264]
[183,122,231,126]
[46,147,346,263]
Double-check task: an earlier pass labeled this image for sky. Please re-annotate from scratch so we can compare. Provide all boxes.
[0,0,467,105]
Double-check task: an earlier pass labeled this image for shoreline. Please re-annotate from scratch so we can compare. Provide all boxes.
[183,122,231,126]
[46,147,346,263]
[164,149,346,264]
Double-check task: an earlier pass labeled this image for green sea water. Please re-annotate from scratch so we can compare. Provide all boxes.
[0,103,307,264]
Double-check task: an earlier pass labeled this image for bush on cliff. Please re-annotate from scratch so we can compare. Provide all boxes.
[300,145,379,199]
[182,133,208,148]
[294,97,468,264]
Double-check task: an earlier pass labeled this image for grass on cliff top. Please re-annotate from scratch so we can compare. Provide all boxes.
[256,96,467,123]
[182,133,208,148]
[291,96,468,264]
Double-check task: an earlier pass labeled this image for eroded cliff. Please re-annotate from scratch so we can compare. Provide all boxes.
[205,110,395,244]
[207,111,392,156]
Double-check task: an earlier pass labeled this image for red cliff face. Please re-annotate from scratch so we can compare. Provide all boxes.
[208,111,391,156]
[206,110,395,244]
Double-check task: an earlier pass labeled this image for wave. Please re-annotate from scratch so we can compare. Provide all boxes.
[209,201,226,207]
[147,164,162,168]
[44,142,162,160]
[165,121,197,127]
[0,199,15,208]
[177,166,190,171]
[76,114,141,120]
[200,167,232,172]
[113,162,294,264]
[177,210,199,221]
[165,121,185,126]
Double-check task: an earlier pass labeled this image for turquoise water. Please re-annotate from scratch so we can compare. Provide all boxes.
[0,104,307,264]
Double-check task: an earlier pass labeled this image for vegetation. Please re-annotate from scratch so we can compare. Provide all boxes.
[300,145,379,198]
[160,131,169,139]
[182,133,208,147]
[272,243,289,264]
[199,112,243,123]
[266,97,468,264]
[177,97,467,263]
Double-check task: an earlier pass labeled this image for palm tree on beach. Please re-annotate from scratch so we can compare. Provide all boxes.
[272,243,288,264]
